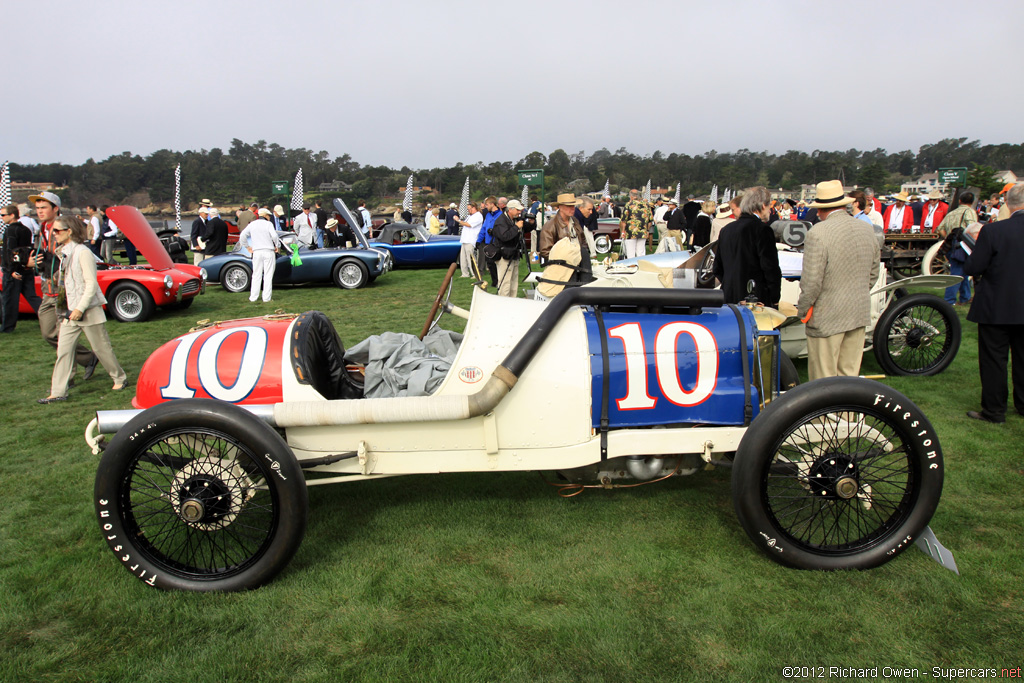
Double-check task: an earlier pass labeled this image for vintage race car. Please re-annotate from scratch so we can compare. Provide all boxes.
[87,268,947,591]
[200,199,392,292]
[369,223,462,267]
[3,206,206,322]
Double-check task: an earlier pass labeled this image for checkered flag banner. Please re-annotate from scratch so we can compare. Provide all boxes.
[174,164,181,232]
[710,184,718,205]
[459,176,470,219]
[673,182,681,204]
[403,174,414,211]
[520,184,529,207]
[601,179,610,198]
[291,169,304,211]
[642,180,651,203]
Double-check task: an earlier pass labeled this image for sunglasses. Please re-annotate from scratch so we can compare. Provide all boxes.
[51,227,70,233]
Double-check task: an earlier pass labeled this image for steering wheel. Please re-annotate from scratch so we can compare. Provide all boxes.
[419,263,458,340]
[695,241,717,288]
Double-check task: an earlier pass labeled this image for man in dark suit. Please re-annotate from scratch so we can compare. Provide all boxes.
[204,209,230,257]
[190,207,209,264]
[681,195,701,233]
[964,183,1024,423]
[712,186,781,308]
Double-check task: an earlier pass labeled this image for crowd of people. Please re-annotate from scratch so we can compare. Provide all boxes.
[3,178,1023,422]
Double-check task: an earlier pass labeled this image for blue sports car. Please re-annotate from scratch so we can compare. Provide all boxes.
[369,223,462,267]
[202,200,392,292]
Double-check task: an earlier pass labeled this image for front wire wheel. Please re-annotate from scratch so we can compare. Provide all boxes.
[95,400,307,591]
[872,293,961,376]
[732,378,943,570]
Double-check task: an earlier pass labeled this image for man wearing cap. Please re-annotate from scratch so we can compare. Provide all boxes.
[457,203,483,278]
[2,204,41,332]
[884,192,914,233]
[25,192,98,378]
[272,205,288,232]
[963,183,1024,423]
[921,190,949,233]
[294,205,317,248]
[445,203,460,235]
[490,199,525,297]
[619,189,653,259]
[796,181,880,381]
[238,208,282,303]
[190,207,209,265]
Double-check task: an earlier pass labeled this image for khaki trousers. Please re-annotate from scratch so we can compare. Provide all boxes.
[39,296,96,370]
[807,328,865,382]
[50,321,126,397]
[496,258,520,297]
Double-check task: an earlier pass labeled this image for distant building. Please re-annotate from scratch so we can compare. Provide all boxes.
[318,180,353,192]
[901,173,943,196]
[398,184,433,195]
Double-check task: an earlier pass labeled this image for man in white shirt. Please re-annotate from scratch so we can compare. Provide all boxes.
[293,205,317,247]
[457,203,483,278]
[238,208,282,303]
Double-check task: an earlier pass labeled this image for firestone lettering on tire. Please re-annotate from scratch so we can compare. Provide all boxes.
[97,498,159,587]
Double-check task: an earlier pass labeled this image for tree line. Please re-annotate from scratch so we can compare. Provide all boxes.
[10,137,1022,210]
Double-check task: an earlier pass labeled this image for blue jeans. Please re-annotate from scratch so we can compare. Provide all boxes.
[945,260,971,304]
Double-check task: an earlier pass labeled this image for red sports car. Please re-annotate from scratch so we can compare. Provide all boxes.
[4,206,206,322]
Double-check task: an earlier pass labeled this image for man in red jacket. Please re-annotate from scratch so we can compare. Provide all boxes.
[883,192,915,233]
[920,190,949,233]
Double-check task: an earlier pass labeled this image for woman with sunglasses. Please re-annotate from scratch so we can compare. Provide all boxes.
[38,216,127,403]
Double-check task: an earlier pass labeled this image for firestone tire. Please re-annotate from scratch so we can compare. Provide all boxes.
[732,378,943,571]
[94,399,308,592]
[872,293,960,376]
[108,282,155,323]
[220,263,252,293]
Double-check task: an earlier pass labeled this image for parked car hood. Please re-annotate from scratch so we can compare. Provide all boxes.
[106,206,175,271]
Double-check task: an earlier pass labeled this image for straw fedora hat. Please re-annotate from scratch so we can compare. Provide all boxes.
[553,193,583,207]
[715,203,732,219]
[891,191,911,203]
[926,189,944,200]
[808,180,854,209]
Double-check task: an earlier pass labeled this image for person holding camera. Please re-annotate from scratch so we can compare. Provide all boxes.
[1,204,42,332]
[38,215,127,403]
[490,199,525,297]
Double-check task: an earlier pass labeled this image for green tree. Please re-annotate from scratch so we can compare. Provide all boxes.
[966,164,1004,198]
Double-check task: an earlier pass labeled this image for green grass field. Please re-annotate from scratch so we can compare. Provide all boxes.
[1,267,1021,682]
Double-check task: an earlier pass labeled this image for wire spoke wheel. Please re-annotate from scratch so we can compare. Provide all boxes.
[122,429,276,579]
[872,293,960,376]
[732,378,943,570]
[764,409,911,553]
[96,400,306,591]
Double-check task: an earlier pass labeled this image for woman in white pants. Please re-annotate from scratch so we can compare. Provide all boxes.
[238,208,282,303]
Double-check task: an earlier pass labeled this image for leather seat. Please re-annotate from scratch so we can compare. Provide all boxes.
[289,311,363,400]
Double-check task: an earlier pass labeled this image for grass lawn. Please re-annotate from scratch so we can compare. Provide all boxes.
[1,265,1021,682]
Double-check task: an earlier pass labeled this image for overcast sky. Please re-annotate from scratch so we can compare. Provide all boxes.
[6,0,1021,171]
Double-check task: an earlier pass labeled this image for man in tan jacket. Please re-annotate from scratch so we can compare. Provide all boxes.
[797,180,880,381]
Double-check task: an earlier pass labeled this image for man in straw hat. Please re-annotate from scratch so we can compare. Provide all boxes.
[921,189,948,233]
[883,191,914,233]
[796,180,880,381]
[539,193,583,261]
[190,206,209,265]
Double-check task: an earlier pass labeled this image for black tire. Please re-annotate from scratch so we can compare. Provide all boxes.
[108,282,155,323]
[220,263,252,293]
[872,293,960,376]
[94,399,308,591]
[732,377,943,570]
[333,259,369,289]
[779,351,800,391]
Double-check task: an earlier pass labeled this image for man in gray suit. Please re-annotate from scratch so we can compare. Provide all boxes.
[797,180,880,381]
